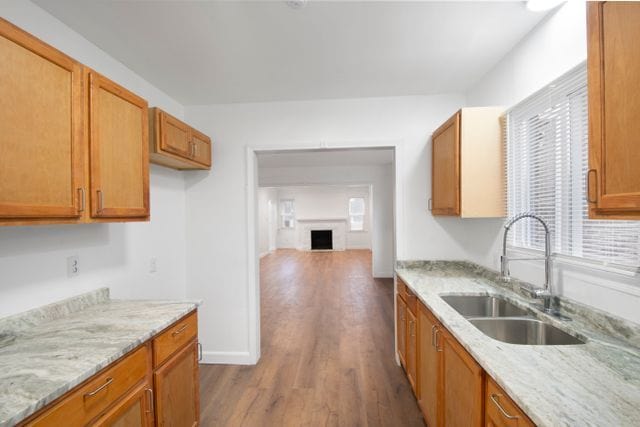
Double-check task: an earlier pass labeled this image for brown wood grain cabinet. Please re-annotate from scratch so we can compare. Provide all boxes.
[20,311,199,427]
[405,307,418,393]
[396,293,407,368]
[441,328,483,427]
[93,383,154,427]
[431,107,505,218]
[398,282,532,427]
[154,341,200,427]
[417,302,440,427]
[0,18,85,223]
[587,1,640,219]
[149,108,212,170]
[0,18,150,226]
[89,71,149,219]
[396,278,417,394]
[485,377,534,427]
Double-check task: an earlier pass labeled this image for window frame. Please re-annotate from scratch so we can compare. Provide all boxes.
[348,196,366,232]
[279,199,295,230]
[505,62,640,275]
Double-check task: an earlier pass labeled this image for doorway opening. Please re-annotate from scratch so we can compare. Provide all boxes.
[247,145,401,363]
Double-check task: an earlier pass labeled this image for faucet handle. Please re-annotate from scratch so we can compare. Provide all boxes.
[500,255,511,281]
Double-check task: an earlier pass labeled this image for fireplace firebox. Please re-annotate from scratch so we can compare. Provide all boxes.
[311,230,333,250]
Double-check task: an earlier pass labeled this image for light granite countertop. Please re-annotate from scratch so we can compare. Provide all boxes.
[396,260,640,427]
[0,288,199,427]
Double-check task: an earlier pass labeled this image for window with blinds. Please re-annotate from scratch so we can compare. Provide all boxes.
[506,62,640,269]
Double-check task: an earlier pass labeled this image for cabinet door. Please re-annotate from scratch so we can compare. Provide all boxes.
[154,340,200,427]
[406,308,417,393]
[159,110,191,158]
[485,377,534,427]
[89,72,149,218]
[0,19,84,220]
[587,2,640,218]
[417,303,440,427]
[441,329,483,427]
[396,294,407,368]
[191,128,212,168]
[431,111,461,216]
[93,383,154,427]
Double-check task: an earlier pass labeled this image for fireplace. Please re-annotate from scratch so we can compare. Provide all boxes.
[311,230,333,250]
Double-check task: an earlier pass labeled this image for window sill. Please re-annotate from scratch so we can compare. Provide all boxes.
[506,245,640,278]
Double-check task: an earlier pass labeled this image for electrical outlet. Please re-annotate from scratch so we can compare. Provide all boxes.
[67,255,79,277]
[150,257,158,273]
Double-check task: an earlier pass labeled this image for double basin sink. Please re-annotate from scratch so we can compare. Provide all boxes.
[441,295,584,345]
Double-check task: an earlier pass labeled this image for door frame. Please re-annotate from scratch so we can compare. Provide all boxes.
[245,140,405,364]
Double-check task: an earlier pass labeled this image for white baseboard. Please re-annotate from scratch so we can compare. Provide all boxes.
[200,351,255,365]
[373,270,394,279]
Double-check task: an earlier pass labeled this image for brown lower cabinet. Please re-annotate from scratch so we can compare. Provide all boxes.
[396,278,534,427]
[21,310,200,427]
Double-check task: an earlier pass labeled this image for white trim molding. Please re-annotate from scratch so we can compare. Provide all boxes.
[200,351,255,365]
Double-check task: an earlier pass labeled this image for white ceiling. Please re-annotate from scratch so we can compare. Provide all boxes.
[256,148,394,168]
[35,1,550,105]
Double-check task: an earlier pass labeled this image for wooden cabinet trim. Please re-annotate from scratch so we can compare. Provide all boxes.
[396,294,407,368]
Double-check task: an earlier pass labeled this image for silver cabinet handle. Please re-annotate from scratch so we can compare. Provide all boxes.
[172,324,187,337]
[96,190,104,213]
[434,328,443,352]
[198,342,203,362]
[145,388,154,415]
[428,198,433,211]
[78,188,85,212]
[84,377,113,399]
[193,142,198,157]
[490,393,519,420]
[431,324,437,347]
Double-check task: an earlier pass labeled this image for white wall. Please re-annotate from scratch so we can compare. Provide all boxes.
[257,187,277,257]
[0,1,188,317]
[269,185,372,250]
[183,94,522,363]
[466,1,640,324]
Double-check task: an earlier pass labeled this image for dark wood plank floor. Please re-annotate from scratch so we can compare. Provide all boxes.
[200,249,424,426]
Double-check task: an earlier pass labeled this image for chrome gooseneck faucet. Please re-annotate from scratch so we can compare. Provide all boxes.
[500,213,554,313]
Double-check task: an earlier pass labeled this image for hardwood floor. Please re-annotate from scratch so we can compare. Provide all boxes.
[199,249,424,426]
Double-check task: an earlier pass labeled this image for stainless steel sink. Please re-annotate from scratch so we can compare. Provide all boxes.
[441,295,529,318]
[469,318,585,345]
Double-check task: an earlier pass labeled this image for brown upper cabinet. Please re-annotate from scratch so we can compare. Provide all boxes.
[89,71,149,219]
[149,108,212,170]
[0,18,150,226]
[0,19,84,222]
[587,1,640,219]
[431,107,505,218]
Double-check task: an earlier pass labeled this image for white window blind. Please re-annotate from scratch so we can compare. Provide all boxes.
[348,197,365,231]
[280,199,295,229]
[506,63,640,269]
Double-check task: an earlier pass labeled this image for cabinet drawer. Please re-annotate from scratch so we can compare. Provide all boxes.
[153,311,198,367]
[27,345,149,426]
[485,376,534,427]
